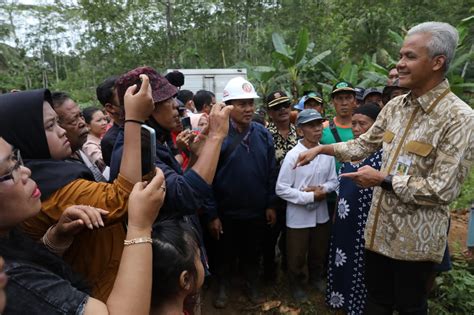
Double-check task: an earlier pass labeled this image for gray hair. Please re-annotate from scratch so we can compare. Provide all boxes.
[407,22,459,74]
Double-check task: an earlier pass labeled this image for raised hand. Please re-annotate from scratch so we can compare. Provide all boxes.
[207,102,234,140]
[127,167,166,232]
[175,130,195,151]
[124,74,154,122]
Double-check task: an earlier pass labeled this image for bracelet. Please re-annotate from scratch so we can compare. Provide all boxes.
[124,237,153,246]
[124,119,144,125]
[41,224,73,255]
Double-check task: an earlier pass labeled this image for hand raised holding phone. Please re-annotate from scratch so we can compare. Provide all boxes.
[207,102,234,140]
[124,74,154,122]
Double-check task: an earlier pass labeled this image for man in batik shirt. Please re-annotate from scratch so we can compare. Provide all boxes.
[263,90,298,281]
[296,22,474,314]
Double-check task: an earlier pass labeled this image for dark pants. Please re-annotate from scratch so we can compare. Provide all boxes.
[215,217,265,284]
[263,199,287,276]
[286,222,330,285]
[364,250,434,315]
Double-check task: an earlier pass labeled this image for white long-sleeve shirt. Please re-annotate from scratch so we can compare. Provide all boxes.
[276,141,338,228]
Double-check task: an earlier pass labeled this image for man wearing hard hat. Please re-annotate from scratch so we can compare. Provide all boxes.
[205,77,278,308]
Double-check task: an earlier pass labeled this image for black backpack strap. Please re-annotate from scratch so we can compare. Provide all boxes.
[329,119,343,143]
[218,127,249,167]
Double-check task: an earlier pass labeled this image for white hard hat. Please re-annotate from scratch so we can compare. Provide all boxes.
[222,77,260,102]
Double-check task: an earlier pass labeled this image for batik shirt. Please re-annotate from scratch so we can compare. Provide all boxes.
[333,80,474,263]
[267,122,298,167]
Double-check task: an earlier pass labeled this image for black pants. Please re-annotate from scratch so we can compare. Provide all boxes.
[364,250,434,315]
[263,200,287,275]
[215,217,265,284]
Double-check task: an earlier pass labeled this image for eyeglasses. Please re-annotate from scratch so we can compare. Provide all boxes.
[270,102,291,111]
[0,149,23,184]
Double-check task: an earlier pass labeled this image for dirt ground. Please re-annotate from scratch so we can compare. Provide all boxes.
[200,210,471,315]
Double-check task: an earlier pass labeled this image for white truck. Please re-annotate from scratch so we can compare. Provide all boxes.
[166,68,247,101]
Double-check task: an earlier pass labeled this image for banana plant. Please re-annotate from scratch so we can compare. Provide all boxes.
[267,28,331,102]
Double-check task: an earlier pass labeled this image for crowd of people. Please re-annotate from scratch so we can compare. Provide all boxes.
[0,21,473,315]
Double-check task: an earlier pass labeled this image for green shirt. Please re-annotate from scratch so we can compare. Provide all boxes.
[320,120,354,172]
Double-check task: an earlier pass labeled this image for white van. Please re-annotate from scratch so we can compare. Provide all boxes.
[166,68,247,101]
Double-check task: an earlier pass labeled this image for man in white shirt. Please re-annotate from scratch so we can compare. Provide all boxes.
[276,109,338,301]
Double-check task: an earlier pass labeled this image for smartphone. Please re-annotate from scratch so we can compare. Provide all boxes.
[181,116,192,131]
[140,124,156,176]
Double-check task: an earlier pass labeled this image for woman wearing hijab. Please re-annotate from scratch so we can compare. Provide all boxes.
[326,103,382,314]
[0,76,154,302]
[190,113,209,132]
[0,135,166,314]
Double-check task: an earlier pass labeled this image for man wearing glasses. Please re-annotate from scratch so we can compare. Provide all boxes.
[51,92,106,182]
[263,90,298,282]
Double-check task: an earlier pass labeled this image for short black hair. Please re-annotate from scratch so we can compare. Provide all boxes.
[177,89,194,104]
[165,71,185,88]
[51,92,72,109]
[82,106,103,124]
[96,76,119,106]
[193,90,213,112]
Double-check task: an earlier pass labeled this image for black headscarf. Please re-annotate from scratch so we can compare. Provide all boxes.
[353,102,381,121]
[0,89,94,200]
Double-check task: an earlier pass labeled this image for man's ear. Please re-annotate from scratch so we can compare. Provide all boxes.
[179,270,191,291]
[432,55,446,72]
[296,127,304,138]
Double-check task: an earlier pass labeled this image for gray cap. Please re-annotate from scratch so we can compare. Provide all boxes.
[362,87,382,100]
[296,109,325,126]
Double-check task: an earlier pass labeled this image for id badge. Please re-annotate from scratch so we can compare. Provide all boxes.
[394,155,412,176]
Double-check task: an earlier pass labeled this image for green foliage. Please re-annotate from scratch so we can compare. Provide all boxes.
[429,261,474,315]
[451,169,474,211]
[0,0,472,106]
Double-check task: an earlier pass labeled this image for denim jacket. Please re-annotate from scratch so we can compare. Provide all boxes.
[4,260,88,314]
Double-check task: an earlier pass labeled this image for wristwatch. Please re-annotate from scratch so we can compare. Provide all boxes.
[380,175,394,191]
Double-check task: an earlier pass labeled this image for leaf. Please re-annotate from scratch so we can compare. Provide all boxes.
[460,15,474,25]
[370,62,388,74]
[321,71,337,81]
[361,70,387,82]
[348,64,359,84]
[294,28,309,64]
[388,29,404,46]
[306,49,331,67]
[254,66,276,73]
[272,51,293,68]
[448,51,474,72]
[339,62,351,81]
[272,32,290,57]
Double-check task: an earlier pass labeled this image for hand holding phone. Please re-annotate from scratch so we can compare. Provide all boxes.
[181,116,191,131]
[140,125,156,176]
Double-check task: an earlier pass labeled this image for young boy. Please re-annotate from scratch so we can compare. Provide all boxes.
[276,109,338,301]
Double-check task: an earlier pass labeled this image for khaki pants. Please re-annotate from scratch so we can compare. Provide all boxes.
[286,222,330,284]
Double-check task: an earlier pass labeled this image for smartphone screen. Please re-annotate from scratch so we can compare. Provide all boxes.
[140,124,156,176]
[181,116,191,131]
